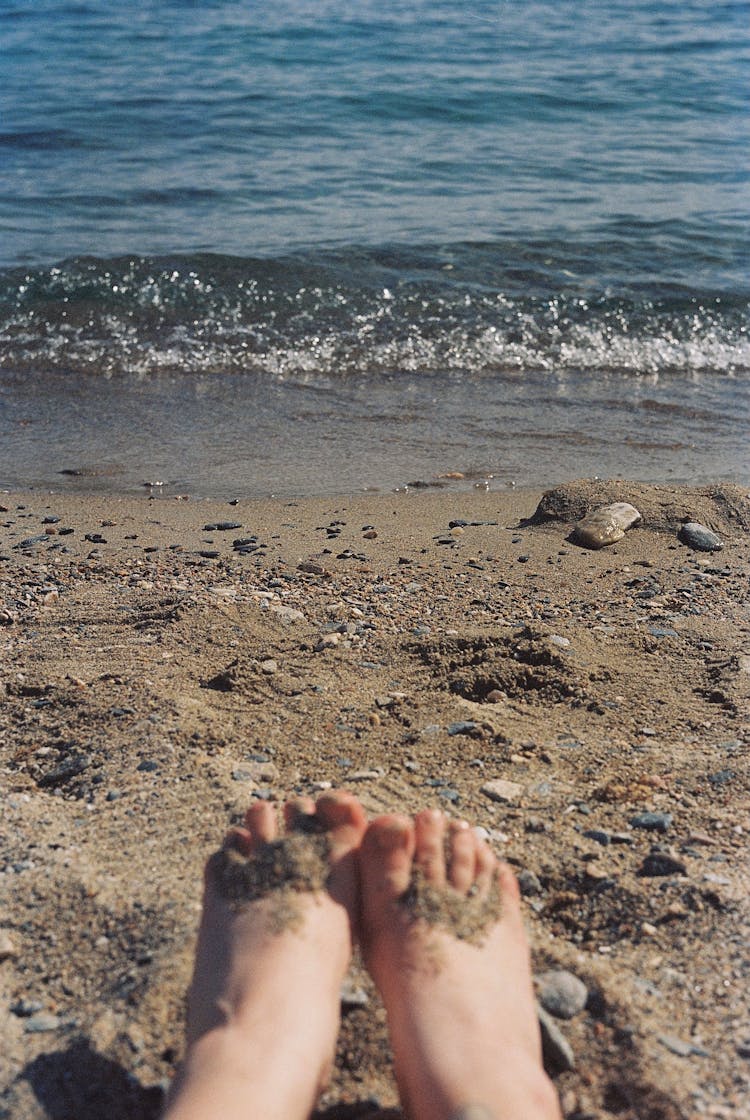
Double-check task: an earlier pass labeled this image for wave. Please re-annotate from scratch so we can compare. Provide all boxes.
[0,239,748,380]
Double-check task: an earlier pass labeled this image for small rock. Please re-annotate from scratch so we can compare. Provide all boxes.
[203,521,242,531]
[571,503,642,549]
[485,689,506,703]
[0,931,18,962]
[536,970,588,1020]
[639,853,687,877]
[537,1004,575,1072]
[340,980,370,1009]
[24,1013,61,1033]
[315,633,340,651]
[12,999,43,1017]
[298,560,330,577]
[549,635,570,649]
[678,522,723,552]
[630,812,673,833]
[260,659,278,674]
[517,869,543,896]
[447,720,479,736]
[658,1034,709,1058]
[269,604,305,623]
[481,779,523,805]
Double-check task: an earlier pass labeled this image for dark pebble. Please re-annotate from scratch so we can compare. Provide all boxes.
[84,533,107,544]
[447,721,478,736]
[638,853,687,877]
[630,812,673,833]
[203,521,242,531]
[678,522,723,552]
[136,760,159,773]
[584,829,611,846]
[708,769,736,788]
[197,550,220,559]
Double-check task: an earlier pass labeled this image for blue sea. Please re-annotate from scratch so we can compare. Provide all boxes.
[1,0,748,496]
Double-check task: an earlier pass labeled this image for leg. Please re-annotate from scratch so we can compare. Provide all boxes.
[164,791,367,1120]
[359,810,562,1120]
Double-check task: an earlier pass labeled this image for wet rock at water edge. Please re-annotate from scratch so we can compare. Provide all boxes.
[678,522,723,552]
[571,503,642,549]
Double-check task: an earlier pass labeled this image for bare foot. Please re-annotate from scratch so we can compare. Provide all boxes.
[359,810,562,1120]
[164,791,367,1120]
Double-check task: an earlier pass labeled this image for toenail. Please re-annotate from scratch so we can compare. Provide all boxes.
[375,821,409,850]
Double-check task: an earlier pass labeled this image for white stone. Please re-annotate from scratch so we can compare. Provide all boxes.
[572,502,642,549]
[481,779,524,805]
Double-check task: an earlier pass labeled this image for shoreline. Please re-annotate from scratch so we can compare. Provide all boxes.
[1,479,748,1119]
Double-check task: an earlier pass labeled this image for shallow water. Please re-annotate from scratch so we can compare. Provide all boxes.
[1,0,748,494]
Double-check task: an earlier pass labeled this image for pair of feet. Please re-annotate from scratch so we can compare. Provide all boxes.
[164,792,561,1120]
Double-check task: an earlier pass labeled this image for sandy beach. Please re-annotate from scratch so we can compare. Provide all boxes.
[1,478,748,1120]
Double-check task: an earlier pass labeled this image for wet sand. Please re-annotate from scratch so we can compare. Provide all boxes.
[1,480,748,1119]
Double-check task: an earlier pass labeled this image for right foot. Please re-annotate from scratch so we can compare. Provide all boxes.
[359,810,561,1120]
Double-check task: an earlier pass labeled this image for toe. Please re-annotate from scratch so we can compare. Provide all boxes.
[447,820,476,893]
[414,809,447,887]
[316,790,368,858]
[283,796,317,832]
[241,800,278,844]
[474,836,498,898]
[360,815,415,906]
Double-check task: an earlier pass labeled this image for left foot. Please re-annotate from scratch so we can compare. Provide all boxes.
[164,791,367,1120]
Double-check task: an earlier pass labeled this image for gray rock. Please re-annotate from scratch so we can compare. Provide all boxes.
[630,812,673,833]
[537,970,588,1019]
[537,1004,575,1071]
[447,721,478,736]
[639,853,687,877]
[658,1034,709,1058]
[678,522,723,552]
[517,869,543,896]
[24,1013,61,1033]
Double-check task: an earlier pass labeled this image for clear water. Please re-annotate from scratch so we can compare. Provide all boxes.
[1,0,748,495]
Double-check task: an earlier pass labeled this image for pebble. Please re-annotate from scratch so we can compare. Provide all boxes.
[536,970,588,1019]
[0,931,18,961]
[571,502,642,549]
[447,720,479,736]
[549,635,570,648]
[517,869,543,896]
[537,1005,575,1071]
[630,812,673,833]
[298,560,330,577]
[340,980,370,1009]
[203,521,242,531]
[269,604,305,623]
[678,522,723,552]
[639,853,687,877]
[658,1034,709,1058]
[481,779,524,805]
[24,1013,61,1033]
[136,759,159,773]
[260,659,278,674]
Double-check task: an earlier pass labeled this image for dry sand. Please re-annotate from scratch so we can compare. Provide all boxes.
[1,479,748,1120]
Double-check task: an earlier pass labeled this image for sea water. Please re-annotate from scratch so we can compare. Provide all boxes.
[1,0,748,496]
